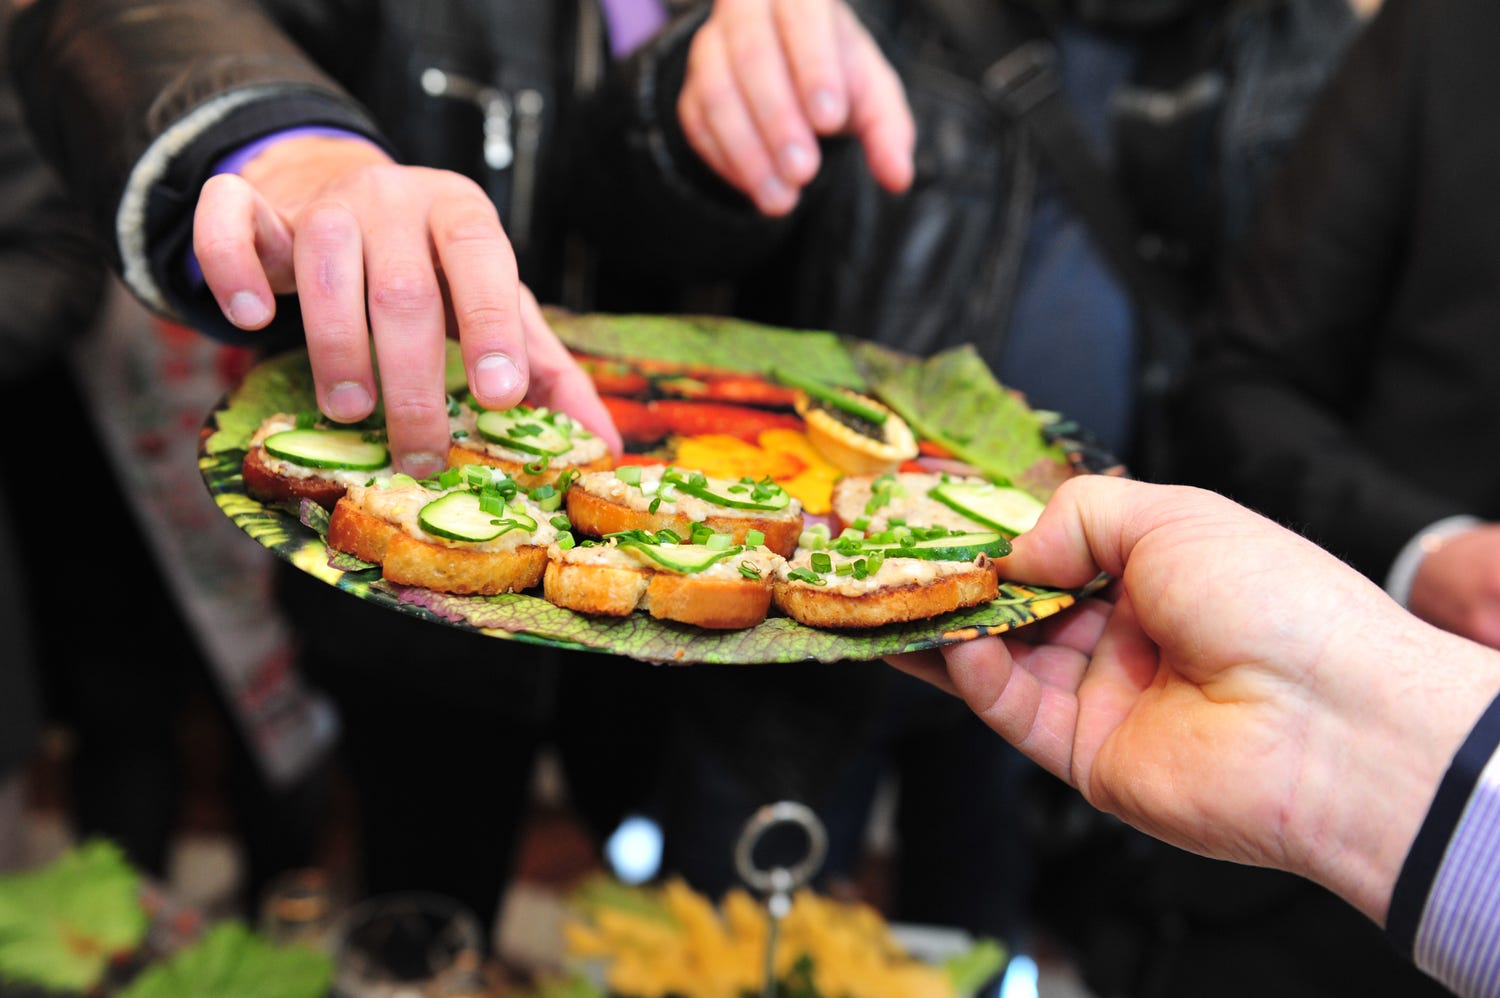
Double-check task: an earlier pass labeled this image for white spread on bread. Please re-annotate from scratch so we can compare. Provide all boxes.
[777,548,987,596]
[832,472,990,532]
[573,466,803,523]
[345,478,558,551]
[548,539,786,581]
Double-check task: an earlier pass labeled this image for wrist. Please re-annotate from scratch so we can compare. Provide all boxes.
[1291,618,1500,924]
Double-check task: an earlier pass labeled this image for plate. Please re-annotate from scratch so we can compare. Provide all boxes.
[198,311,1120,665]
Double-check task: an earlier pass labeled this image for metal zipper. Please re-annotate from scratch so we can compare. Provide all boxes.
[419,66,514,170]
[508,88,545,252]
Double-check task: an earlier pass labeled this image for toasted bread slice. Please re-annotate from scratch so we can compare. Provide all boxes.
[448,402,612,487]
[772,551,999,629]
[543,538,783,630]
[242,413,391,510]
[325,467,557,595]
[567,466,804,557]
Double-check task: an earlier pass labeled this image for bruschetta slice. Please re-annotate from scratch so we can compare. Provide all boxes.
[327,464,564,595]
[448,398,612,487]
[566,465,804,557]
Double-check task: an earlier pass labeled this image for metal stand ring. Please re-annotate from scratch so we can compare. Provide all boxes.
[733,800,828,895]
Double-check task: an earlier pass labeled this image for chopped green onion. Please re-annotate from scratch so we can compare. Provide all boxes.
[810,552,833,574]
[616,465,643,486]
[706,533,733,551]
[550,515,572,531]
[738,561,762,579]
[557,531,576,550]
[745,529,766,548]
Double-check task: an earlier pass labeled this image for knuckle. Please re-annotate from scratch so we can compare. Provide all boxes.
[368,265,441,315]
[379,390,449,426]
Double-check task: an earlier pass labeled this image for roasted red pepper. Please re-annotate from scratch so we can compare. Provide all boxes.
[649,400,804,443]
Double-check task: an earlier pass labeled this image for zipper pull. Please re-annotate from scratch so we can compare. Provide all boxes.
[420,67,514,170]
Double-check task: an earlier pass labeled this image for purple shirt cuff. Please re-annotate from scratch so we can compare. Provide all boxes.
[599,0,668,57]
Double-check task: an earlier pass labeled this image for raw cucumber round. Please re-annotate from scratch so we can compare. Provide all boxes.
[927,482,1045,536]
[263,428,389,470]
[475,408,574,456]
[419,491,536,542]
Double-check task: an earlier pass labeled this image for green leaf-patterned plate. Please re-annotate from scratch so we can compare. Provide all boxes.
[198,312,1121,665]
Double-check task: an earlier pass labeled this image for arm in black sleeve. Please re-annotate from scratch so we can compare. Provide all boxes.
[6,0,392,345]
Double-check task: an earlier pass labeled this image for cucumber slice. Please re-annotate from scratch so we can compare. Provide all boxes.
[928,482,1046,536]
[418,491,533,542]
[616,539,743,573]
[475,408,574,456]
[773,368,888,425]
[662,472,791,512]
[865,530,1012,561]
[263,428,389,471]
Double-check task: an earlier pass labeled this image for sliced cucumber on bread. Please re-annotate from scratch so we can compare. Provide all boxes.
[864,530,1011,561]
[661,470,791,512]
[476,408,577,456]
[928,481,1045,536]
[419,491,538,542]
[263,428,389,471]
[614,538,744,573]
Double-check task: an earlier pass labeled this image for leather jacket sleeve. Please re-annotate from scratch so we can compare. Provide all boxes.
[1170,0,1478,581]
[6,0,390,345]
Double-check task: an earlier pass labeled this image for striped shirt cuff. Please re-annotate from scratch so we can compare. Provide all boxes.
[1388,690,1500,997]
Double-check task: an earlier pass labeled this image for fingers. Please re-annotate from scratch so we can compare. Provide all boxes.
[193,174,294,329]
[832,1,915,193]
[679,0,912,214]
[429,191,529,411]
[884,649,960,697]
[292,200,380,436]
[361,210,453,479]
[517,288,624,457]
[681,14,802,214]
[943,635,1081,784]
[772,0,846,131]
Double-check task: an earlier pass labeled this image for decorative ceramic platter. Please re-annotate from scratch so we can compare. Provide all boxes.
[199,311,1118,665]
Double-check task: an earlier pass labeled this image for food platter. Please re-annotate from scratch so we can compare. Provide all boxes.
[199,310,1119,665]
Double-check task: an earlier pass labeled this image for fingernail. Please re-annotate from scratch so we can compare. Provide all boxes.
[326,381,372,421]
[810,89,843,128]
[778,143,815,181]
[475,353,523,401]
[227,291,271,328]
[756,175,795,215]
[399,452,445,479]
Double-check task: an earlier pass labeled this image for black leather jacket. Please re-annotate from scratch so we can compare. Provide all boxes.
[7,0,687,348]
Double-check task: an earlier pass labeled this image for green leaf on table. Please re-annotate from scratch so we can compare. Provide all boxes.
[117,921,332,998]
[0,839,149,993]
[943,937,1009,996]
[852,340,1073,497]
[546,309,866,388]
